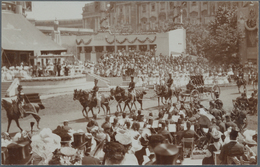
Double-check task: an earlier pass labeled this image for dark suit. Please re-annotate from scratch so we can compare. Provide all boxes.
[181,129,199,140]
[219,141,245,164]
[225,121,237,129]
[82,155,101,165]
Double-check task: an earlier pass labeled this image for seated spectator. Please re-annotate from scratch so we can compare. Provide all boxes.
[62,120,72,131]
[181,121,199,141]
[216,116,226,133]
[158,122,173,144]
[225,115,237,130]
[219,127,246,164]
[82,145,101,165]
[144,134,166,165]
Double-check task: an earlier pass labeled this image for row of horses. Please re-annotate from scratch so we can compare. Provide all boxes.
[73,87,147,119]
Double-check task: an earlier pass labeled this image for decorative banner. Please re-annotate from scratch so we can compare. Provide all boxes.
[76,38,92,45]
[104,36,156,44]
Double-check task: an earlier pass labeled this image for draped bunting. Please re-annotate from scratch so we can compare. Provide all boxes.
[75,38,92,45]
[105,36,157,45]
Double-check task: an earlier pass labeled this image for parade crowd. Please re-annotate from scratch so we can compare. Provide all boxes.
[4,89,255,165]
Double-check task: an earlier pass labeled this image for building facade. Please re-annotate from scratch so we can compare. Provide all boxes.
[82,1,243,33]
[81,1,257,65]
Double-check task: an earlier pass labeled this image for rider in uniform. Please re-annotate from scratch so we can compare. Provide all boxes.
[17,85,25,118]
[166,73,173,94]
[92,79,100,107]
[128,76,136,102]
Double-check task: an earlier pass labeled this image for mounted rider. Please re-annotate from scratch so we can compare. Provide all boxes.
[128,75,136,102]
[92,79,100,107]
[17,85,25,118]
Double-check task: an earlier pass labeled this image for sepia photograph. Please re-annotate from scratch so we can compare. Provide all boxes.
[1,1,258,165]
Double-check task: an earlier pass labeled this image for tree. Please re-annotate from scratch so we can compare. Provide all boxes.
[185,6,241,65]
[205,6,241,65]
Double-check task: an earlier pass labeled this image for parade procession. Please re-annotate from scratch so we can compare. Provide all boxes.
[1,1,259,166]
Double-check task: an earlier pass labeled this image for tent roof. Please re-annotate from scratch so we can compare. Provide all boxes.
[1,12,67,52]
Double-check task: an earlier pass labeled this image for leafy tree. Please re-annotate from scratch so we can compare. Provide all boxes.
[184,6,241,65]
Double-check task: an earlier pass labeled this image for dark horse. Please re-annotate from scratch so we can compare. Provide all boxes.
[1,99,41,133]
[73,89,113,118]
[110,86,147,113]
[234,76,247,93]
[154,84,181,106]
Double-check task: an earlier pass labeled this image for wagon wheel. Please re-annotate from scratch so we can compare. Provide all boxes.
[211,85,221,100]
[253,80,258,90]
[190,89,200,102]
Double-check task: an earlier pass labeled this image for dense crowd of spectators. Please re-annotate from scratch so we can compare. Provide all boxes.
[54,93,257,165]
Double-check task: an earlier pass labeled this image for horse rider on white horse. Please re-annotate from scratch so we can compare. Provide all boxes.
[17,85,25,118]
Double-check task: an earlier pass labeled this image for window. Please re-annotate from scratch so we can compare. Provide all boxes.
[120,6,123,13]
[192,2,197,6]
[203,2,208,5]
[160,2,165,10]
[170,2,175,9]
[151,3,155,11]
[142,4,146,13]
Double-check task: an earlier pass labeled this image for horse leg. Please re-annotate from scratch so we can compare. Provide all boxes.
[238,86,241,93]
[101,105,106,116]
[14,119,23,132]
[119,103,123,113]
[7,118,12,133]
[138,100,143,110]
[32,114,41,129]
[158,97,160,106]
[123,103,127,113]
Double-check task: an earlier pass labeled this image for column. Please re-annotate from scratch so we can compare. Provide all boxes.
[92,46,95,52]
[147,45,150,51]
[103,46,106,52]
[115,45,117,52]
[136,45,139,51]
[126,45,129,51]
[80,46,85,62]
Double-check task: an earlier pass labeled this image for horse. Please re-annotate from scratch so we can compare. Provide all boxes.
[154,84,181,106]
[234,76,247,93]
[1,99,41,133]
[110,86,147,113]
[73,89,113,118]
[73,89,91,117]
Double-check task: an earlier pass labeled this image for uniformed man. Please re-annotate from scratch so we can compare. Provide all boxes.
[128,76,136,102]
[92,79,99,106]
[166,73,173,89]
[17,85,25,118]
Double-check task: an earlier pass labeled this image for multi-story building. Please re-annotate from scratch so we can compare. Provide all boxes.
[82,1,243,33]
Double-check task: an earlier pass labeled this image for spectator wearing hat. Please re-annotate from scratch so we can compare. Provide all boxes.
[103,142,126,165]
[62,120,72,131]
[17,85,26,118]
[114,131,139,165]
[144,134,166,165]
[216,116,226,133]
[219,127,246,164]
[225,115,237,130]
[203,128,223,165]
[82,145,101,165]
[137,110,144,122]
[158,122,173,144]
[153,143,179,165]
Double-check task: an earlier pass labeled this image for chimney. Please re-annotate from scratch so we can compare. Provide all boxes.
[16,1,23,14]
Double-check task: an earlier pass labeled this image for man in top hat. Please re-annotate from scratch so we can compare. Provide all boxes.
[153,143,179,165]
[166,73,173,93]
[219,127,246,164]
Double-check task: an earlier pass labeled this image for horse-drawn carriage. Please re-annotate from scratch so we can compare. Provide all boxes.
[179,75,220,102]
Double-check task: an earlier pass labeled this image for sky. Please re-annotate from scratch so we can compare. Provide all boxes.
[26,1,91,20]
